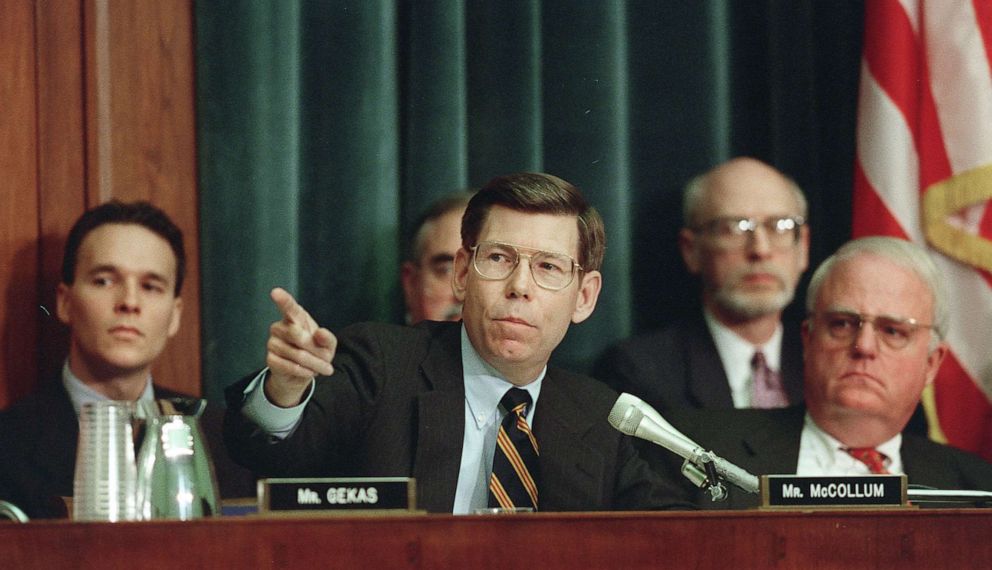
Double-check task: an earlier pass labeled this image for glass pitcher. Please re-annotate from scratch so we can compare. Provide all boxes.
[134,398,221,520]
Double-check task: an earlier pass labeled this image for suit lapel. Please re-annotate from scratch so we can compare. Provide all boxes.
[780,319,805,405]
[532,371,604,509]
[412,325,466,513]
[686,316,735,408]
[710,407,804,509]
[900,435,955,488]
[34,381,81,495]
[739,409,804,475]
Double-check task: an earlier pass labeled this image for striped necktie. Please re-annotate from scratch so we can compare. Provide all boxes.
[488,388,540,510]
[845,447,890,474]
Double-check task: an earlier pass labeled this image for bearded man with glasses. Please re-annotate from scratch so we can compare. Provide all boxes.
[224,172,693,513]
[597,157,810,414]
[645,237,992,508]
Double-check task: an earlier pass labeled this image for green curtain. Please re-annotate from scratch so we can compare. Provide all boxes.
[196,0,864,403]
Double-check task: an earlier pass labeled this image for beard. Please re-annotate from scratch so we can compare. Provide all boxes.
[711,265,797,319]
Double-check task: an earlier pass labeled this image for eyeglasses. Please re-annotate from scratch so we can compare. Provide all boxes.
[691,216,805,250]
[471,241,582,291]
[807,310,935,350]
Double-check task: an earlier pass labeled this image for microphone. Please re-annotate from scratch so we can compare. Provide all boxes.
[610,393,698,450]
[608,395,699,459]
[608,393,760,495]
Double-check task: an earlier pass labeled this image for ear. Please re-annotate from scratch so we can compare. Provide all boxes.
[168,297,183,338]
[55,283,72,326]
[923,341,948,386]
[452,247,470,302]
[797,224,811,272]
[571,270,602,324]
[678,228,701,274]
[800,318,812,361]
[400,260,418,309]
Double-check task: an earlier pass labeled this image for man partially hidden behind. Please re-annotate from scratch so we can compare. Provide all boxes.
[654,237,992,508]
[0,201,252,518]
[224,172,692,513]
[400,191,474,324]
[597,157,809,411]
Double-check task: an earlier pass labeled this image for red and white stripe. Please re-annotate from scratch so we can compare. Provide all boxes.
[853,0,992,459]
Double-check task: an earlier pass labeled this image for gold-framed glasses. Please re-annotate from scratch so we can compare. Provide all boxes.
[692,216,805,249]
[807,310,934,350]
[471,241,582,291]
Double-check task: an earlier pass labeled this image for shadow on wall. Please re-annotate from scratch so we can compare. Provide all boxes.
[1,236,69,409]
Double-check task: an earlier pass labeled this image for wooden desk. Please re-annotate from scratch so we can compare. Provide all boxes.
[1,509,990,568]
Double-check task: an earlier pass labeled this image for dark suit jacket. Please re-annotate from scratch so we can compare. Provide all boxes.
[0,376,255,519]
[224,321,693,513]
[594,312,804,411]
[645,406,992,509]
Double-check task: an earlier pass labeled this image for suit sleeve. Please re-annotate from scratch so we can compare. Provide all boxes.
[223,323,390,477]
[593,342,640,394]
[611,434,697,510]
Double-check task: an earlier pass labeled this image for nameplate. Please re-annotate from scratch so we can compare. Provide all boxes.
[760,475,908,508]
[258,477,417,513]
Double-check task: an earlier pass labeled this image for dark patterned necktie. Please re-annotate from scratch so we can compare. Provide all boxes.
[488,388,540,510]
[751,350,789,408]
[845,447,891,474]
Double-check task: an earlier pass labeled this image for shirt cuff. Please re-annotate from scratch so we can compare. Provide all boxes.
[240,368,315,439]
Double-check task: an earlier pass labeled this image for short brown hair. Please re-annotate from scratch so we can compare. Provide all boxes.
[62,200,185,295]
[461,172,606,272]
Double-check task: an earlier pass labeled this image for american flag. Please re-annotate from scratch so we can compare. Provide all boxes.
[853,0,992,460]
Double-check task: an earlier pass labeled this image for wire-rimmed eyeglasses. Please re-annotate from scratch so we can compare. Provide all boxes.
[471,241,582,291]
[691,216,805,250]
[807,310,935,350]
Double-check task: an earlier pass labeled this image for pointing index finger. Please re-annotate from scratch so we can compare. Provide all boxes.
[271,287,309,326]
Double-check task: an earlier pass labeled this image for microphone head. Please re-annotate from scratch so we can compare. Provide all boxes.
[607,396,645,435]
[613,392,647,411]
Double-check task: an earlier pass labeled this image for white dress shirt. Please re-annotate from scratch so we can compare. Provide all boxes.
[238,324,544,514]
[62,360,155,416]
[796,413,903,475]
[703,310,783,408]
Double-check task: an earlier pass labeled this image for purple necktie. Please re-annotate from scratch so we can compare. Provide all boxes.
[750,351,789,408]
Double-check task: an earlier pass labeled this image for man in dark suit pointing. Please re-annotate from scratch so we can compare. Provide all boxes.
[224,172,691,513]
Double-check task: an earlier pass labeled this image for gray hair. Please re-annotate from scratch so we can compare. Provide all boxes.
[682,159,808,227]
[805,236,948,344]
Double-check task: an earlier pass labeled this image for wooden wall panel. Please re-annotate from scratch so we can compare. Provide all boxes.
[0,0,42,408]
[0,0,201,407]
[36,0,88,387]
